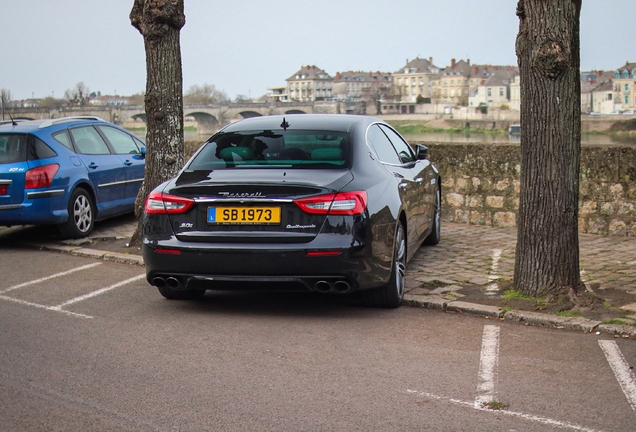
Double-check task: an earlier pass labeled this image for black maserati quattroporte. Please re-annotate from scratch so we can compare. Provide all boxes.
[142,114,441,307]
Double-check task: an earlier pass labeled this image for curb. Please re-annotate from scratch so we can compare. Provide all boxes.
[32,243,145,266]
[403,294,636,340]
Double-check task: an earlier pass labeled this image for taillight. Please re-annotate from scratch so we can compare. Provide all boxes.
[294,191,367,215]
[0,184,7,195]
[144,191,194,214]
[25,164,59,189]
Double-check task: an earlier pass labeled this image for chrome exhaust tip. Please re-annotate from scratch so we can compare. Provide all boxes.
[333,280,352,293]
[166,277,181,289]
[314,281,332,293]
[153,277,167,288]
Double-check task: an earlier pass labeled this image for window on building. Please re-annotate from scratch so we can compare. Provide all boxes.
[499,88,504,96]
[626,84,630,92]
[488,88,492,96]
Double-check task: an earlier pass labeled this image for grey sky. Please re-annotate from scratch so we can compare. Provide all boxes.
[2,0,633,101]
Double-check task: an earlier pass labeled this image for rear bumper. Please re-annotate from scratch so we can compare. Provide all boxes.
[0,194,68,226]
[142,238,392,293]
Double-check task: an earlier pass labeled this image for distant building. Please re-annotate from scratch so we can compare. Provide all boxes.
[332,70,393,114]
[581,70,615,113]
[591,81,614,114]
[286,65,333,102]
[432,58,474,106]
[430,59,518,108]
[509,75,521,111]
[581,80,595,113]
[265,86,289,103]
[468,68,518,109]
[393,57,441,104]
[613,61,636,111]
[13,99,41,108]
[89,94,130,106]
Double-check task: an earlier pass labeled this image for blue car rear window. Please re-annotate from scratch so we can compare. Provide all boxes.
[0,133,56,164]
[0,134,26,164]
[188,131,350,170]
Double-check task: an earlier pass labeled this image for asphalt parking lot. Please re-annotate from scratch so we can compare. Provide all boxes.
[0,245,635,430]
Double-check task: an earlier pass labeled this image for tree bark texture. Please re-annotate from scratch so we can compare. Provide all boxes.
[514,0,583,298]
[129,0,185,246]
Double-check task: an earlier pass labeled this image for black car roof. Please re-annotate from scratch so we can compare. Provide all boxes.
[220,114,379,134]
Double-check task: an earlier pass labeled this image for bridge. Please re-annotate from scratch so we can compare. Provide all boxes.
[8,102,339,134]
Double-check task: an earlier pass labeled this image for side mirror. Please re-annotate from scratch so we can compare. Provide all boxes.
[140,146,146,158]
[415,144,428,160]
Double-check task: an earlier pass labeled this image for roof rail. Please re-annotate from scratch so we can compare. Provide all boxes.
[38,116,105,129]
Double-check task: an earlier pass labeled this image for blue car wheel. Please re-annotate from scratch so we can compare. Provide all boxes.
[59,187,95,239]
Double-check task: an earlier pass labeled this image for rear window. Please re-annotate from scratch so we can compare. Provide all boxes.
[0,134,26,164]
[0,134,57,164]
[188,130,349,170]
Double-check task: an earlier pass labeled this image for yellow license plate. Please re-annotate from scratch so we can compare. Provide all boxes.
[208,206,281,224]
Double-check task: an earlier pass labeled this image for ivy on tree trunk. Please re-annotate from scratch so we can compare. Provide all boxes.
[129,0,185,246]
[514,0,583,299]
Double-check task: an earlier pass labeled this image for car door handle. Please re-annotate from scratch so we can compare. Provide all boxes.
[123,160,133,166]
[88,162,99,169]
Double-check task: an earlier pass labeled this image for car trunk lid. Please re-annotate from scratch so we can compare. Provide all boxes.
[164,169,354,243]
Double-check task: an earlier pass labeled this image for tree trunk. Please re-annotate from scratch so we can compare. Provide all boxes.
[514,0,583,298]
[129,0,185,246]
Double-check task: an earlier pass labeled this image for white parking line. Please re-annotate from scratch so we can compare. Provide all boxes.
[52,274,146,309]
[475,325,500,408]
[406,390,602,432]
[599,340,636,413]
[0,262,103,294]
[488,249,503,282]
[0,294,93,319]
[486,249,503,296]
[0,273,145,319]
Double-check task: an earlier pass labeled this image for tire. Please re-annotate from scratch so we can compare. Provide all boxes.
[59,188,95,239]
[157,286,206,300]
[361,222,406,308]
[424,187,441,246]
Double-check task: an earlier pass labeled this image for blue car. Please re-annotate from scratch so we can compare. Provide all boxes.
[0,116,145,238]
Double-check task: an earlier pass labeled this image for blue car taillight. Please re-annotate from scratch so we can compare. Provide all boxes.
[25,164,59,189]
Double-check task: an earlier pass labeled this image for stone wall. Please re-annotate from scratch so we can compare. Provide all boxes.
[425,142,636,236]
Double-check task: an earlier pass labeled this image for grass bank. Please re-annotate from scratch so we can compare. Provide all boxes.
[385,119,507,136]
